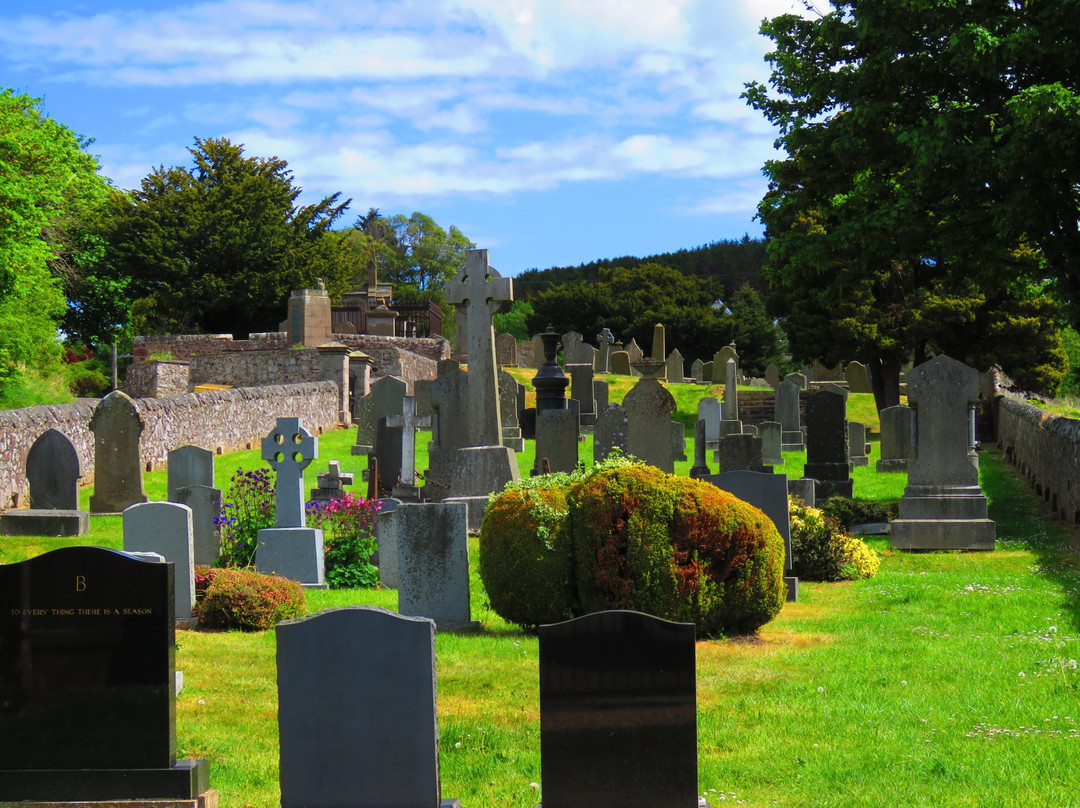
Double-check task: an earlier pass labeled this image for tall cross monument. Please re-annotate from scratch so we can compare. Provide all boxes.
[445,249,513,447]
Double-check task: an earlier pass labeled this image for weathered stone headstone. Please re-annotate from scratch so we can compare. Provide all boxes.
[701,471,797,601]
[388,395,431,497]
[717,342,739,373]
[784,371,807,390]
[891,355,995,550]
[27,428,81,510]
[788,477,817,508]
[174,483,222,566]
[352,374,407,456]
[166,445,214,502]
[625,338,643,364]
[622,377,677,473]
[665,348,685,384]
[610,350,632,375]
[596,328,615,373]
[775,379,805,451]
[309,460,354,503]
[812,359,844,382]
[571,342,597,368]
[375,417,404,492]
[539,610,699,808]
[0,547,209,801]
[701,360,714,383]
[123,501,195,620]
[760,420,784,465]
[593,378,609,412]
[723,357,740,423]
[593,404,629,464]
[498,370,524,452]
[255,417,325,586]
[804,384,853,498]
[671,421,687,462]
[690,358,705,383]
[848,421,870,466]
[530,333,546,368]
[536,409,580,474]
[276,607,459,808]
[689,419,711,477]
[568,363,596,426]
[717,433,763,473]
[698,397,721,446]
[877,404,912,472]
[765,363,780,388]
[89,390,147,513]
[495,332,517,367]
[560,331,583,366]
[373,498,403,588]
[651,323,666,362]
[396,502,477,630]
[845,360,871,393]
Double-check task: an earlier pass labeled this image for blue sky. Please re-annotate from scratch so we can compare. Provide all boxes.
[3,0,804,275]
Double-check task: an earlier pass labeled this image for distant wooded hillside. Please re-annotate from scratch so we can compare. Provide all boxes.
[513,236,768,298]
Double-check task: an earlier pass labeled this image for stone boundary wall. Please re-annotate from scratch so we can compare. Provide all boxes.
[189,349,325,389]
[134,332,449,363]
[997,396,1080,526]
[0,382,340,512]
[727,390,809,429]
[125,360,191,398]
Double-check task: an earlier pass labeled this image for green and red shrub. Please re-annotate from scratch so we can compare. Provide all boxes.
[194,568,306,631]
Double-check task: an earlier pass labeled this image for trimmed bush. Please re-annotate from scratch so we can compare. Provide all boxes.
[479,482,574,628]
[195,568,306,631]
[790,498,881,582]
[194,564,216,603]
[819,496,897,530]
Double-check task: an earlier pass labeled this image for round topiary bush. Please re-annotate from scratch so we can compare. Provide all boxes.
[195,568,306,631]
[569,466,787,637]
[479,481,574,629]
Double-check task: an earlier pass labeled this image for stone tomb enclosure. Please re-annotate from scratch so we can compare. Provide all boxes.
[0,547,209,801]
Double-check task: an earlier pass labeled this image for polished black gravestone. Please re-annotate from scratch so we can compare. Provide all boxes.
[538,610,700,808]
[276,606,460,808]
[0,547,208,801]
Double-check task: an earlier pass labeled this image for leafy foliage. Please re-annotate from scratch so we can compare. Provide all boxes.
[104,137,354,337]
[194,568,306,631]
[789,497,880,582]
[215,467,276,568]
[305,493,380,589]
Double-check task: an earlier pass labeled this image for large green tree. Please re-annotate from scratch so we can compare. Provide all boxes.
[0,89,111,380]
[744,0,1076,407]
[106,137,355,337]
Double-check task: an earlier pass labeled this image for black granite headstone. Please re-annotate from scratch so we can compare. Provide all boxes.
[375,416,404,493]
[539,610,699,808]
[26,428,81,510]
[276,607,459,808]
[0,546,208,801]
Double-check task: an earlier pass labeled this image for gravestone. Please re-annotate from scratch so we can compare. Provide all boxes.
[593,378,609,412]
[812,359,844,382]
[723,357,740,422]
[775,379,805,451]
[784,371,807,390]
[561,331,583,366]
[89,390,147,513]
[1,429,89,537]
[530,333,546,368]
[352,375,407,456]
[622,376,677,473]
[610,350,632,375]
[593,404,629,464]
[276,607,459,808]
[396,502,478,630]
[698,397,721,446]
[124,501,196,620]
[759,420,784,465]
[538,610,699,808]
[877,404,912,472]
[651,323,666,362]
[689,419,711,478]
[891,355,995,550]
[666,348,685,384]
[571,342,597,368]
[848,421,870,466]
[536,409,580,475]
[255,417,325,586]
[387,395,431,497]
[166,445,214,502]
[717,342,739,374]
[788,477,816,508]
[845,361,871,393]
[596,328,615,373]
[309,460,354,503]
[373,498,403,588]
[690,358,705,383]
[568,363,596,426]
[0,547,209,801]
[671,422,687,462]
[765,363,780,388]
[804,384,853,498]
[375,417,404,493]
[625,338,643,364]
[174,483,223,566]
[498,370,525,452]
[27,428,81,510]
[701,360,714,383]
[701,471,797,601]
[495,332,517,366]
[717,433,764,474]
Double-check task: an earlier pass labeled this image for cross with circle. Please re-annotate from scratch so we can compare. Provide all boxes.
[261,417,318,527]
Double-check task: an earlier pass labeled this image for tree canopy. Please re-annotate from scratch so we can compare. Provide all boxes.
[102,137,355,337]
[0,89,111,381]
[744,0,1077,405]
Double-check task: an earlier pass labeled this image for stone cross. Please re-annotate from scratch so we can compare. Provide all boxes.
[444,249,513,447]
[386,395,429,488]
[596,328,615,373]
[261,417,318,527]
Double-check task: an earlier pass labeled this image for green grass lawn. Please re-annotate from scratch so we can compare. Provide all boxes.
[3,391,1078,807]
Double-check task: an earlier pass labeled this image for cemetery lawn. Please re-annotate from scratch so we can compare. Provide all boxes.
[4,423,1079,806]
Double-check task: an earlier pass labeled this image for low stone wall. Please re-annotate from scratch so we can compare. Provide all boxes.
[125,360,191,398]
[189,349,325,389]
[0,382,340,511]
[133,332,287,361]
[997,396,1080,526]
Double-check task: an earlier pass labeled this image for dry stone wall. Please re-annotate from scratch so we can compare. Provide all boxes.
[997,396,1080,527]
[0,381,340,512]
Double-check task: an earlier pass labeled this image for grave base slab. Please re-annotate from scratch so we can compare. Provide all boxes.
[0,761,209,803]
[890,518,996,551]
[0,509,89,537]
[255,527,325,586]
[876,458,908,472]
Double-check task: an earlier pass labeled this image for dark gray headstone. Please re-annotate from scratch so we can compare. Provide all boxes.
[539,610,698,808]
[396,502,476,629]
[593,403,628,464]
[804,384,853,498]
[166,445,214,502]
[174,484,223,566]
[26,429,81,510]
[376,417,404,492]
[0,547,208,801]
[89,390,147,513]
[276,607,458,808]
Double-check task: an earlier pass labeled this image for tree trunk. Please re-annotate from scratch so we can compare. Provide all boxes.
[867,355,902,412]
